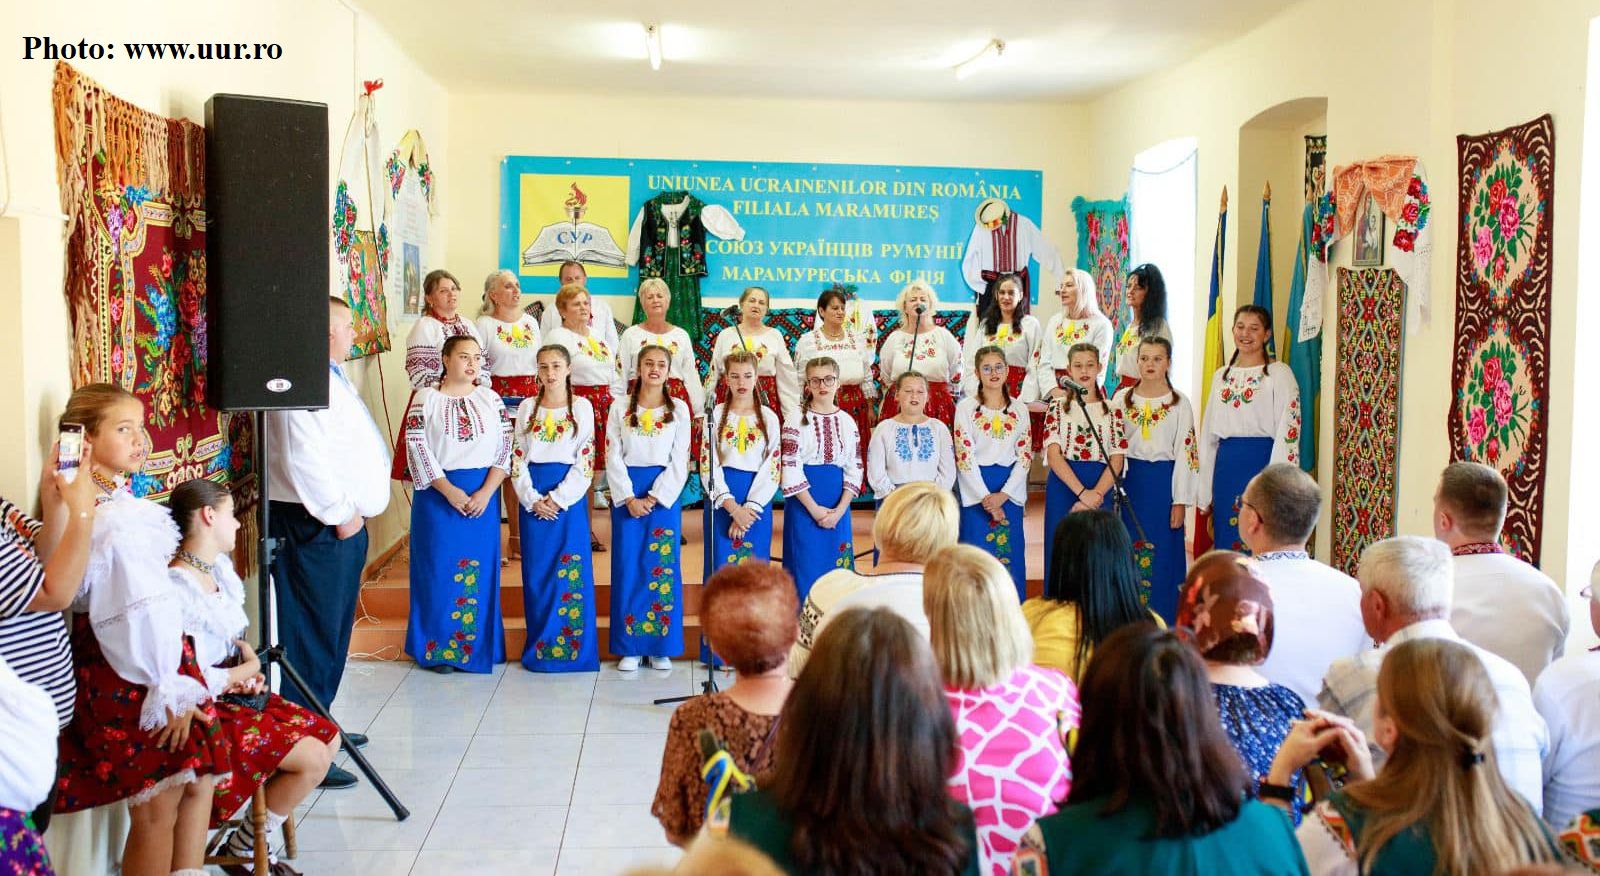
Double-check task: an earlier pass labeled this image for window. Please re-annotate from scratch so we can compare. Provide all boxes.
[1128,137,1198,395]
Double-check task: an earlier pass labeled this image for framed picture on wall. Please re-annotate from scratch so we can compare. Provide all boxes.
[1353,195,1386,267]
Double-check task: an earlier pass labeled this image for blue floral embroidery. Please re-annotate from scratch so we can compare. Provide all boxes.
[892,424,937,462]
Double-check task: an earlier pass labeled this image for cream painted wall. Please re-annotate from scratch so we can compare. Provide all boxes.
[0,0,450,564]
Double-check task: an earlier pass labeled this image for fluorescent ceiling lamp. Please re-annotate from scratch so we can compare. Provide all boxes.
[954,38,1004,80]
[643,24,662,70]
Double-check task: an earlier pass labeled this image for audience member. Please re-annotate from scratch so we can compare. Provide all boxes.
[1012,624,1308,874]
[926,545,1078,876]
[716,606,981,874]
[1437,461,1569,686]
[1238,464,1369,705]
[1271,638,1561,873]
[1533,562,1600,828]
[653,562,797,846]
[1022,510,1160,682]
[622,833,784,876]
[1318,536,1548,812]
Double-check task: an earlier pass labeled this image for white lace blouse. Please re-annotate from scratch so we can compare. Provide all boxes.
[170,553,250,697]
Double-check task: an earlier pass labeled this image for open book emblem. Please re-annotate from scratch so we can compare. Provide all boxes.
[522,183,626,268]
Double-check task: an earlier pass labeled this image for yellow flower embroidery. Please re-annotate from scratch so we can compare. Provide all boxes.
[721,414,761,454]
[633,407,663,436]
[580,336,609,360]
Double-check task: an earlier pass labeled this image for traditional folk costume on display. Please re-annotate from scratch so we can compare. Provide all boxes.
[404,387,513,673]
[544,325,625,473]
[626,191,746,341]
[1112,318,1174,391]
[877,326,963,432]
[707,326,802,422]
[475,313,542,408]
[780,409,864,601]
[55,482,230,815]
[1110,387,1201,623]
[1041,397,1128,584]
[699,404,781,664]
[606,398,692,658]
[866,418,956,498]
[620,324,707,498]
[510,396,599,672]
[1197,362,1302,554]
[392,312,484,480]
[954,397,1033,601]
[794,325,877,473]
[961,200,1064,307]
[170,555,338,827]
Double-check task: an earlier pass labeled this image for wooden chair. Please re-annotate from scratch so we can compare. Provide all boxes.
[203,786,297,875]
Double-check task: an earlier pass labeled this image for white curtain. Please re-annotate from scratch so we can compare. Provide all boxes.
[1128,138,1199,397]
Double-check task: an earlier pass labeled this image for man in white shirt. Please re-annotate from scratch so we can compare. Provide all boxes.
[1533,562,1600,827]
[265,297,392,788]
[1320,536,1549,813]
[1437,461,1569,687]
[537,260,617,338]
[1239,463,1370,705]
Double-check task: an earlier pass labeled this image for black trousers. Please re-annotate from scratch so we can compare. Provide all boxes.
[269,501,368,711]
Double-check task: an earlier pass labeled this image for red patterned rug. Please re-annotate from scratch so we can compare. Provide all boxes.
[1331,268,1406,575]
[1449,115,1554,564]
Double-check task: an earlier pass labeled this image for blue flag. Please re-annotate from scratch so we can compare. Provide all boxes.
[1252,193,1275,357]
[1283,202,1319,473]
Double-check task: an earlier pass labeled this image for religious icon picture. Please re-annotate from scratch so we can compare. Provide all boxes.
[1352,194,1385,267]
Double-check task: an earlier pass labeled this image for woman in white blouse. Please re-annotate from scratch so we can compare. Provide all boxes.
[954,346,1033,601]
[403,335,512,675]
[394,268,484,481]
[795,288,877,474]
[620,279,707,495]
[1113,263,1174,390]
[877,280,962,432]
[868,372,956,498]
[706,286,800,422]
[1038,268,1114,402]
[476,269,541,561]
[544,283,623,552]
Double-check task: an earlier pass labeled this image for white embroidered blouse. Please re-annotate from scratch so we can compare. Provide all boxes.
[953,397,1033,507]
[959,315,1044,403]
[170,553,250,697]
[794,328,877,398]
[1109,388,1201,506]
[404,386,515,489]
[510,396,596,511]
[1038,312,1114,396]
[404,313,484,389]
[780,410,864,498]
[879,326,962,387]
[867,418,956,496]
[707,326,802,422]
[604,397,692,506]
[700,404,782,510]
[1114,318,1173,382]
[1043,396,1128,464]
[1196,362,1302,509]
[544,325,625,395]
[474,314,542,378]
[619,325,706,419]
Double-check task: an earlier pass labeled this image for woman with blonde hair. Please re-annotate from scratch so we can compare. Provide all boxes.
[1266,637,1561,874]
[706,286,800,421]
[1038,268,1113,398]
[878,280,963,431]
[926,545,1078,876]
[476,269,541,560]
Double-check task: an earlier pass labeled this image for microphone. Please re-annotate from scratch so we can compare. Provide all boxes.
[914,304,926,315]
[1057,374,1088,395]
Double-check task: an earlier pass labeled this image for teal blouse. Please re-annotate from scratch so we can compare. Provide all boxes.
[1013,796,1309,875]
[726,788,982,875]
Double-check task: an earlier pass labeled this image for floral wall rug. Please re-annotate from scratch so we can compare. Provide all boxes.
[1070,196,1132,394]
[1331,268,1406,576]
[1449,114,1554,564]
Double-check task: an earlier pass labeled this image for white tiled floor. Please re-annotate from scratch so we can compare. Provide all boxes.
[268,659,695,876]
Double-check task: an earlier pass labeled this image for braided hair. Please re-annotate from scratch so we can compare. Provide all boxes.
[626,344,677,428]
[972,344,1012,410]
[716,349,771,450]
[1122,336,1180,413]
[1066,342,1110,415]
[800,356,840,426]
[1220,305,1274,384]
[528,343,578,435]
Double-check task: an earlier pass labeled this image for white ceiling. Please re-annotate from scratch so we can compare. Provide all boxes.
[360,0,1298,102]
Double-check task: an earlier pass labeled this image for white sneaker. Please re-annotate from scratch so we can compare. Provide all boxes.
[616,656,640,672]
[648,656,672,671]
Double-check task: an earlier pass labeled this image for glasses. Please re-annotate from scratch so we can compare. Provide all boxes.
[979,364,1009,374]
[806,375,839,386]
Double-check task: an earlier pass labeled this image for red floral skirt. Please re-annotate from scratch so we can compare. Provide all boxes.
[56,616,230,813]
[209,694,337,828]
[836,383,875,473]
[665,377,703,466]
[879,380,956,433]
[1117,374,1138,392]
[571,383,614,471]
[491,374,541,407]
[1004,365,1045,453]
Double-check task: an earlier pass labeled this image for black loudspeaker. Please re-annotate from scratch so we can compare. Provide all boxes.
[205,94,330,411]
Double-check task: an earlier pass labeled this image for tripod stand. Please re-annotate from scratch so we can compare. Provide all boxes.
[252,410,409,821]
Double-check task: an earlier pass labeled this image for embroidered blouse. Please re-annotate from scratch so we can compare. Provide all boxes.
[604,397,692,506]
[544,325,625,395]
[509,396,596,511]
[1038,312,1114,395]
[708,326,801,421]
[879,326,963,387]
[1197,362,1302,508]
[794,328,876,398]
[867,418,956,496]
[404,386,515,489]
[170,553,250,697]
[539,295,616,340]
[619,325,706,419]
[474,314,542,378]
[1043,397,1128,464]
[953,397,1032,507]
[1114,317,1173,381]
[780,410,864,498]
[404,313,484,389]
[701,404,782,510]
[1110,387,1201,505]
[959,315,1044,402]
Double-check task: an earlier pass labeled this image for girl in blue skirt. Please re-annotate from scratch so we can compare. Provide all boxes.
[606,345,692,672]
[1197,305,1302,553]
[1110,336,1199,623]
[511,344,599,672]
[404,335,512,674]
[1042,342,1126,584]
[780,356,863,600]
[954,345,1032,601]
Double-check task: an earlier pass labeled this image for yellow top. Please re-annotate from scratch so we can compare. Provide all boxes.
[1021,598,1168,681]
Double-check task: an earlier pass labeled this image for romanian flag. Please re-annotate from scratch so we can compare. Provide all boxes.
[1283,201,1320,474]
[1194,188,1229,555]
[1252,186,1275,358]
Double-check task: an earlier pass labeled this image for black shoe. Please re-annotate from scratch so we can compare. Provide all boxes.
[341,733,369,751]
[318,763,359,789]
[425,664,457,674]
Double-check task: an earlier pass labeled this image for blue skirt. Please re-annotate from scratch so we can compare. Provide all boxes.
[1212,437,1274,553]
[518,462,598,672]
[781,464,855,602]
[609,465,684,657]
[1123,459,1186,624]
[702,467,773,665]
[407,466,507,673]
[1043,460,1107,585]
[958,464,1026,602]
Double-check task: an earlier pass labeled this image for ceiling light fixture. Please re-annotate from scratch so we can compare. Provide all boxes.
[643,24,662,71]
[954,38,1005,80]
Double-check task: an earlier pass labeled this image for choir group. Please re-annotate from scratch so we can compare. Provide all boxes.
[396,259,1303,674]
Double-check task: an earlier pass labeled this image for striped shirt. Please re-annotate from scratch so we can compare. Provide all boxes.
[0,497,73,727]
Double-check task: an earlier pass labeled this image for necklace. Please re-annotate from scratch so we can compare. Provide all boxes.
[91,471,120,496]
[176,549,215,575]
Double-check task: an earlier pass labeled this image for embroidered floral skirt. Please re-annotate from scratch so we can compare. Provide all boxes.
[1043,460,1107,586]
[518,462,599,672]
[609,465,684,657]
[571,384,613,472]
[781,465,856,603]
[209,694,337,827]
[406,466,507,673]
[959,463,1027,602]
[835,383,875,475]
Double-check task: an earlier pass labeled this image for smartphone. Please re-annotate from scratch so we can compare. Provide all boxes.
[58,423,85,483]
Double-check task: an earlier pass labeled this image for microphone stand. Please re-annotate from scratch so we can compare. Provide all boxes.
[1063,383,1149,549]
